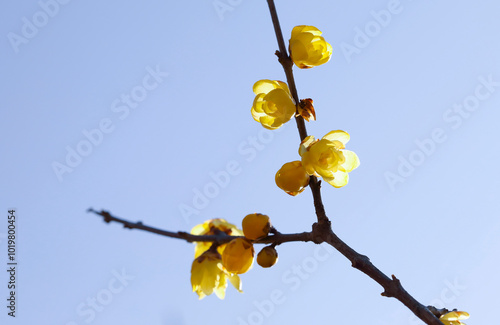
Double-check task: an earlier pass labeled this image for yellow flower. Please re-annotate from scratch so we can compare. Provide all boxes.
[251,79,296,130]
[289,25,332,69]
[242,213,271,240]
[439,311,469,325]
[299,130,360,188]
[190,250,242,300]
[275,161,310,196]
[222,238,255,274]
[191,219,243,258]
[257,246,278,268]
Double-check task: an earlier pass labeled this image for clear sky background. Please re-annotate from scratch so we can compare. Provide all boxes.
[1,0,499,324]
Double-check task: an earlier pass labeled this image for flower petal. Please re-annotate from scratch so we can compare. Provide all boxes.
[441,311,470,321]
[322,130,350,145]
[276,80,292,97]
[214,272,227,299]
[299,136,316,156]
[253,79,279,95]
[194,242,211,259]
[300,152,319,176]
[264,89,295,115]
[323,171,349,188]
[227,274,243,293]
[340,150,360,172]
[291,25,322,39]
[259,115,280,130]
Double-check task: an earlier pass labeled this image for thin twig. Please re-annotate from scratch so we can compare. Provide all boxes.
[265,1,443,324]
[87,208,313,245]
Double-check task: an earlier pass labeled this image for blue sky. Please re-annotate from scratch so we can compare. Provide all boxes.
[1,0,499,324]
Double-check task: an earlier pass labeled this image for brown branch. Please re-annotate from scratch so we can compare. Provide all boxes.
[265,1,444,324]
[322,227,443,325]
[87,208,313,245]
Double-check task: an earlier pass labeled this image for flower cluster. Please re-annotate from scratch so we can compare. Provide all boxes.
[249,25,359,192]
[187,18,468,325]
[190,219,243,299]
[251,25,331,131]
[275,130,359,194]
[190,214,278,299]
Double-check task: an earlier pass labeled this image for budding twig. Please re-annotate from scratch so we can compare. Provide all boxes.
[266,0,328,226]
[265,0,443,324]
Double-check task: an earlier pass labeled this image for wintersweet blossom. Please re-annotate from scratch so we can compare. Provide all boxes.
[190,219,243,258]
[242,213,270,240]
[222,238,255,274]
[251,79,296,130]
[439,311,470,325]
[289,25,332,69]
[275,160,310,196]
[299,130,359,188]
[190,250,242,299]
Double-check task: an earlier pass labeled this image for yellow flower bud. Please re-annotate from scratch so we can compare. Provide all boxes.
[257,246,278,268]
[289,25,332,69]
[251,80,296,130]
[299,130,360,188]
[242,213,271,240]
[275,161,310,196]
[222,238,255,274]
